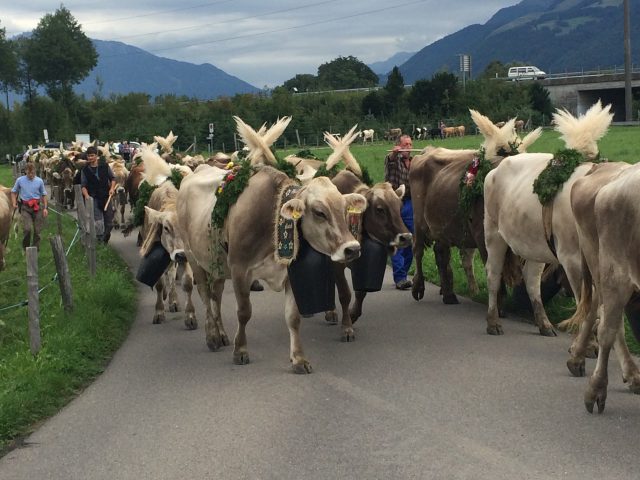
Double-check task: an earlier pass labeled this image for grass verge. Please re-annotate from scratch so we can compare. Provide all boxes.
[0,166,137,454]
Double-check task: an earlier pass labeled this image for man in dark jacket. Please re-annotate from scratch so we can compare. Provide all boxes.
[81,146,116,243]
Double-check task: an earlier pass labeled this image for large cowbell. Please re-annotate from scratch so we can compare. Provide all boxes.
[287,237,335,316]
[136,242,171,287]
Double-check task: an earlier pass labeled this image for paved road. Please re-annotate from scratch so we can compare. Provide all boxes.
[2,226,640,479]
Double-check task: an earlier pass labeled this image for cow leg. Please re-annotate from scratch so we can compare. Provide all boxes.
[153,276,166,324]
[567,296,599,377]
[350,291,367,324]
[522,261,557,336]
[285,280,312,374]
[334,264,355,342]
[484,226,508,335]
[232,274,252,365]
[434,242,458,304]
[612,323,640,393]
[166,263,180,312]
[460,248,479,296]
[325,264,341,325]
[585,285,628,413]
[180,262,197,330]
[190,261,228,351]
[411,209,428,302]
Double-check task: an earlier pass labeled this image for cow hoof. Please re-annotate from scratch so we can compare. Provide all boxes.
[206,337,224,351]
[153,314,165,324]
[233,352,250,365]
[539,326,557,337]
[566,358,586,377]
[292,361,312,374]
[486,324,504,335]
[626,379,640,394]
[168,302,179,313]
[184,316,198,330]
[584,386,606,414]
[411,285,425,301]
[341,330,355,342]
[325,311,338,324]
[443,293,459,305]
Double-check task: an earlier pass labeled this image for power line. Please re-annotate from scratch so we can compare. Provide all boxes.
[111,0,341,41]
[102,0,429,58]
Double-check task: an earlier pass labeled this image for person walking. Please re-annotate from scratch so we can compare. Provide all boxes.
[81,146,116,244]
[11,162,48,250]
[384,134,414,290]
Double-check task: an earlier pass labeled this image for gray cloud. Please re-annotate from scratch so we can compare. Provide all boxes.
[2,0,518,87]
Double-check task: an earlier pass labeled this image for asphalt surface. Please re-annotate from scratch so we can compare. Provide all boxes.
[2,225,640,479]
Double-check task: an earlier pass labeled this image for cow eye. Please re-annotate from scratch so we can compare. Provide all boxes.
[313,209,327,220]
[163,225,171,232]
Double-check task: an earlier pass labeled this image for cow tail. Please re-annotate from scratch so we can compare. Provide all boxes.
[501,248,523,288]
[557,254,592,333]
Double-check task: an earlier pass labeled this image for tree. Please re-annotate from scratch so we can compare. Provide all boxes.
[407,79,435,116]
[24,6,97,108]
[384,66,405,104]
[480,60,508,80]
[283,74,319,93]
[528,82,553,121]
[316,56,378,90]
[0,22,19,109]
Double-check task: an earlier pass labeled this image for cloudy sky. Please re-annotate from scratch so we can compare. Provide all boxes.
[3,0,519,87]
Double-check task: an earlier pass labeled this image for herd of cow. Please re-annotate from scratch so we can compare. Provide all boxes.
[2,101,639,414]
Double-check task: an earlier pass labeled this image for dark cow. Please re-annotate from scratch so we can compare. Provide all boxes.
[326,169,412,341]
[410,112,541,307]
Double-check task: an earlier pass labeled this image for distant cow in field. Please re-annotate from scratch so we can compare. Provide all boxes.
[515,119,525,132]
[385,128,402,142]
[361,129,375,144]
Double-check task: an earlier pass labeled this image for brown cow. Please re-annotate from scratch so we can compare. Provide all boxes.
[564,161,640,413]
[139,149,197,328]
[410,111,542,306]
[109,160,129,230]
[327,170,411,341]
[177,164,366,373]
[0,186,13,271]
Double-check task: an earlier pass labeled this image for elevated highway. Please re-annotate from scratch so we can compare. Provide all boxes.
[539,69,640,120]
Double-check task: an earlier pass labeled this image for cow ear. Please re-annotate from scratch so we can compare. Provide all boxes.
[343,193,367,212]
[144,206,167,224]
[395,184,405,199]
[281,198,305,220]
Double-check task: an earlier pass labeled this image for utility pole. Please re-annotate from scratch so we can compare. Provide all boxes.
[624,0,632,121]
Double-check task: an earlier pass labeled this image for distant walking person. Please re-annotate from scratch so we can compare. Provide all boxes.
[11,162,48,250]
[384,134,414,290]
[81,146,116,244]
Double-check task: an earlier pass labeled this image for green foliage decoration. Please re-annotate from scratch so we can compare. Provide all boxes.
[458,148,493,219]
[168,168,183,190]
[359,165,374,187]
[211,160,254,229]
[314,164,340,179]
[295,149,319,159]
[533,149,599,205]
[133,181,158,227]
[275,157,298,179]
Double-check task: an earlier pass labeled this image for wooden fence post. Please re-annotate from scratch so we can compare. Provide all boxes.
[52,185,59,206]
[26,247,41,355]
[12,162,18,179]
[85,196,96,277]
[50,235,73,313]
[295,129,301,147]
[74,185,87,244]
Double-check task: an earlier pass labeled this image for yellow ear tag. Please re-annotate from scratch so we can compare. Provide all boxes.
[226,161,234,169]
[291,210,302,220]
[347,206,362,214]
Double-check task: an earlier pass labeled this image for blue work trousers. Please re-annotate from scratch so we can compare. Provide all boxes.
[391,197,414,283]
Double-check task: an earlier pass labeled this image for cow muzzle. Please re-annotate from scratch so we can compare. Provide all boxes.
[172,250,187,264]
[331,240,361,263]
[394,233,413,249]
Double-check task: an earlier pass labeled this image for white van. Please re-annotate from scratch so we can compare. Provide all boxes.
[507,66,546,80]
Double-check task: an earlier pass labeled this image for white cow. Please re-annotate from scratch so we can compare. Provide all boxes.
[483,101,613,337]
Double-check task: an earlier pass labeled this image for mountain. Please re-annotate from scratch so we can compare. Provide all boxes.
[368,51,416,75]
[395,0,640,84]
[78,39,259,99]
[8,37,259,103]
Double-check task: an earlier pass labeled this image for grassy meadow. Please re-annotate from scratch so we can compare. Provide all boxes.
[0,164,137,454]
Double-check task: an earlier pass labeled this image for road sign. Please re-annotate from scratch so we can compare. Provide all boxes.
[209,123,214,134]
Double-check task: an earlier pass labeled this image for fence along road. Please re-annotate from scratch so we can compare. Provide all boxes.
[1,222,640,479]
